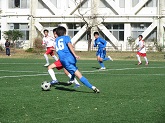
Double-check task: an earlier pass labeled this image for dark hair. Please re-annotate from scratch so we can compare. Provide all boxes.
[56,26,66,36]
[43,29,49,33]
[138,35,143,38]
[53,28,57,33]
[94,32,99,36]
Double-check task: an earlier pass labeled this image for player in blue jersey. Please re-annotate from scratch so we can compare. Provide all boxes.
[94,32,113,70]
[53,26,100,93]
[48,28,80,88]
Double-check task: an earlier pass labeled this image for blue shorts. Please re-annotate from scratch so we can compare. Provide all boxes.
[96,48,106,59]
[60,55,78,75]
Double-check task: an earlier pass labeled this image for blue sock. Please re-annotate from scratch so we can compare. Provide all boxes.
[99,61,105,67]
[80,76,92,89]
[103,57,110,61]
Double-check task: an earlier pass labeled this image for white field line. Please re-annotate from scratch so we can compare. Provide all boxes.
[0,73,164,79]
[81,66,165,73]
[0,63,98,65]
[0,66,164,74]
[0,66,165,79]
[0,63,43,65]
[0,70,47,73]
[0,74,48,79]
[83,73,165,76]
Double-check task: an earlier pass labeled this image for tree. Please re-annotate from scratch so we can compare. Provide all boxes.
[74,0,105,51]
[3,30,23,47]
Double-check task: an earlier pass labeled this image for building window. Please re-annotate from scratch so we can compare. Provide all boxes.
[132,0,139,7]
[38,0,60,9]
[9,23,29,40]
[103,23,124,41]
[145,0,157,7]
[9,0,29,8]
[80,0,89,8]
[99,0,109,8]
[67,23,87,40]
[132,0,157,7]
[131,23,156,41]
[50,0,61,8]
[119,0,125,8]
[38,0,47,9]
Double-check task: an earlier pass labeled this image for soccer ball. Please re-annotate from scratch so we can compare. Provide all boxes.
[41,81,51,91]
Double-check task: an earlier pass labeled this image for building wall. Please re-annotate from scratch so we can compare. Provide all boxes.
[0,0,164,51]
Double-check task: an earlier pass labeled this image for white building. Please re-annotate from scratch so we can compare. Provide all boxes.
[0,0,165,51]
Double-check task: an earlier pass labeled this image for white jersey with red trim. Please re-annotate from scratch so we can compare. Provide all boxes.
[42,36,55,48]
[137,40,146,53]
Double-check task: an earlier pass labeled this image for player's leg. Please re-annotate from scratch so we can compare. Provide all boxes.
[103,49,113,61]
[44,48,50,66]
[143,54,149,65]
[74,70,100,93]
[52,55,58,61]
[48,63,59,85]
[61,57,99,93]
[136,53,142,65]
[98,56,106,70]
[44,53,49,66]
[50,47,58,61]
[96,50,103,68]
[63,68,80,86]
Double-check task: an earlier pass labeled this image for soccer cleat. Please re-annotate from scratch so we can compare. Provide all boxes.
[138,62,142,65]
[92,87,100,93]
[99,67,106,70]
[108,56,113,61]
[67,80,74,84]
[50,80,59,85]
[74,84,81,88]
[44,63,49,67]
[145,62,149,65]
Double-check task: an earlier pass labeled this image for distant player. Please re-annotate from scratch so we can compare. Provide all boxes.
[42,29,58,67]
[48,28,80,87]
[94,32,113,70]
[136,35,149,65]
[54,26,100,93]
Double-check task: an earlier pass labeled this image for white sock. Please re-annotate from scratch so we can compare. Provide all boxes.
[44,54,49,64]
[136,55,141,63]
[68,74,80,85]
[68,74,72,78]
[144,57,148,63]
[52,55,58,61]
[48,69,57,81]
[74,78,80,85]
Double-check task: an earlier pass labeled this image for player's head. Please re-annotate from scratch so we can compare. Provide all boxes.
[94,32,99,39]
[43,29,49,37]
[56,26,66,36]
[138,35,143,40]
[53,28,58,38]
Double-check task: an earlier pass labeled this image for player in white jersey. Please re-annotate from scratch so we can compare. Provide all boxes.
[42,29,58,67]
[136,35,149,65]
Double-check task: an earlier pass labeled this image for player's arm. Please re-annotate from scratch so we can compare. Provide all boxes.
[93,40,97,47]
[100,38,107,49]
[68,43,80,59]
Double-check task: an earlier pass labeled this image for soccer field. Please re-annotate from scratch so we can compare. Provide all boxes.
[0,58,165,123]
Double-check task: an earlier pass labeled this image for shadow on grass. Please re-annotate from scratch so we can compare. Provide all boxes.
[92,67,100,69]
[58,82,72,86]
[54,86,94,94]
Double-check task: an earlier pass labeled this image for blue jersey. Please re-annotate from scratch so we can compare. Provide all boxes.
[55,35,77,75]
[55,36,72,59]
[94,37,107,49]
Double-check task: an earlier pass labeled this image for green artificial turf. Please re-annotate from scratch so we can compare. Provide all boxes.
[0,58,165,123]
